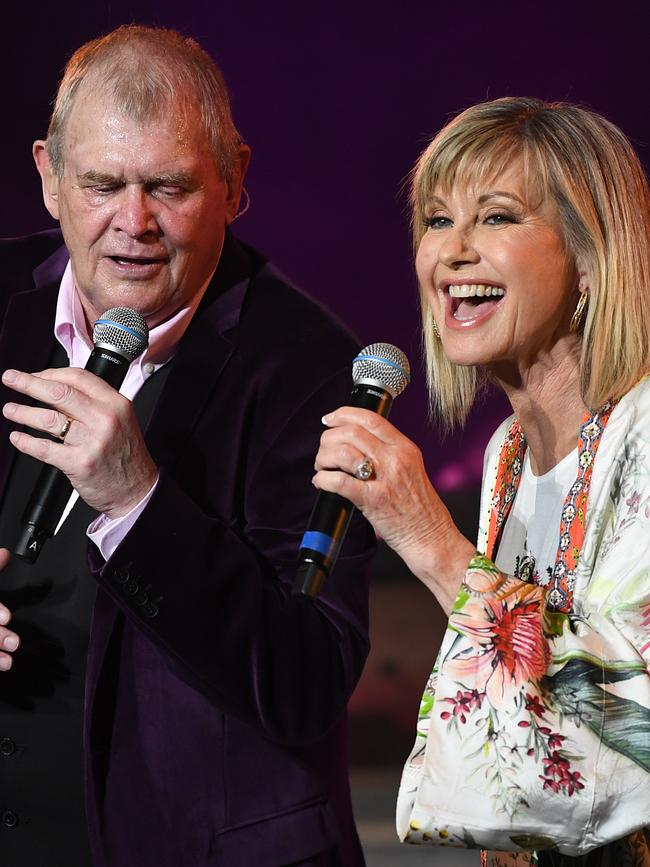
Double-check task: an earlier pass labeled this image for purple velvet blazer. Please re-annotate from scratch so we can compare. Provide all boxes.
[0,230,374,867]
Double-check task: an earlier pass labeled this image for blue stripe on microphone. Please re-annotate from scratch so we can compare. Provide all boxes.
[95,319,146,341]
[353,354,410,380]
[300,531,335,556]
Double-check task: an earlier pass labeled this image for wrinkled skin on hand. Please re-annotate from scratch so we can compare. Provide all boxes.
[313,406,475,613]
[2,366,158,519]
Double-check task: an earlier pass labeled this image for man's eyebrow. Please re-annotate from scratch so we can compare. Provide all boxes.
[148,171,193,186]
[75,170,194,186]
[77,170,120,184]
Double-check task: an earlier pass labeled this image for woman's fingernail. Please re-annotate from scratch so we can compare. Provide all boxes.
[3,636,18,651]
[2,370,16,384]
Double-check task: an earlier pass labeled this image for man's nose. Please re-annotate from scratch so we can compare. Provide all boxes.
[438,225,480,268]
[113,186,158,238]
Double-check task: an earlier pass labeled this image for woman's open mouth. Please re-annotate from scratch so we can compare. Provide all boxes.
[446,283,505,325]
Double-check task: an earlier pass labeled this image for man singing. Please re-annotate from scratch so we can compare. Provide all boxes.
[0,25,373,867]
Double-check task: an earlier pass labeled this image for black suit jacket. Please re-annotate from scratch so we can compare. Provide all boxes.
[0,230,375,866]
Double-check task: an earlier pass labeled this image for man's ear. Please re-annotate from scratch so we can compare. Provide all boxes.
[225,144,252,224]
[32,140,61,221]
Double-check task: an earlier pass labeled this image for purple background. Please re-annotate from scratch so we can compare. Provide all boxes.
[3,1,648,759]
[5,2,648,491]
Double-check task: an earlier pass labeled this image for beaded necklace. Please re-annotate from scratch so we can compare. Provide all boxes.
[486,403,615,610]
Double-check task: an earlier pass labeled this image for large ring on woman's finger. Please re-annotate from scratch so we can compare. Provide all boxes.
[57,416,73,442]
[354,458,375,481]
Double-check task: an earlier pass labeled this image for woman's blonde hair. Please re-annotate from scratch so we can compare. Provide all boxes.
[412,97,650,428]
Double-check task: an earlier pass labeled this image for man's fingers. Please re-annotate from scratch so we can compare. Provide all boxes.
[0,548,11,572]
[8,429,70,472]
[3,401,69,439]
[2,367,124,416]
[2,368,93,418]
[32,366,122,400]
[0,628,19,652]
[0,607,20,670]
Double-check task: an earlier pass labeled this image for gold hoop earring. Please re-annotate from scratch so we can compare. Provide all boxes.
[570,291,588,333]
[432,319,440,338]
[231,186,251,222]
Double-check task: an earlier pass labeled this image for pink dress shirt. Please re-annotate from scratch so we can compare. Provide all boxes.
[53,261,212,560]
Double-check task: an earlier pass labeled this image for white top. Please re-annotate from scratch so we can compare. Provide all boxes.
[496,447,577,588]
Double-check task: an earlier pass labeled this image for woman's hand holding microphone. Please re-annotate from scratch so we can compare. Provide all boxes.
[313,406,476,614]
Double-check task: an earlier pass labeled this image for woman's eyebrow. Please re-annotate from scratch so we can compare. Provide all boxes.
[477,190,525,205]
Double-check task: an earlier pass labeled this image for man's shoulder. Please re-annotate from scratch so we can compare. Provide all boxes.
[0,228,65,290]
[238,242,360,360]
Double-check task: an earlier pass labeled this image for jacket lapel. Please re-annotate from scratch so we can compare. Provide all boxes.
[0,248,65,498]
[142,234,253,468]
[86,234,255,740]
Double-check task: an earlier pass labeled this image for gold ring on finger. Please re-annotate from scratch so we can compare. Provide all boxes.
[57,416,73,442]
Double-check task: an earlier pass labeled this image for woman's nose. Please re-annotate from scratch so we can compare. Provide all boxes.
[438,226,480,268]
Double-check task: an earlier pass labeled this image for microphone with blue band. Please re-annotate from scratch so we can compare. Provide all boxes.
[13,307,149,563]
[293,342,410,598]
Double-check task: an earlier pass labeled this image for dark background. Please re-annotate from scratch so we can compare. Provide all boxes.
[3,1,648,763]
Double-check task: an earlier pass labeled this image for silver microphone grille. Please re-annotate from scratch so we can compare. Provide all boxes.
[352,342,410,398]
[93,307,149,362]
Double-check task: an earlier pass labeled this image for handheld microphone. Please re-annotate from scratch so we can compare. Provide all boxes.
[13,307,149,563]
[293,342,410,598]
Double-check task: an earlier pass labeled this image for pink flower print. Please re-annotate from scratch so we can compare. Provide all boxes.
[463,688,486,710]
[547,732,566,750]
[440,690,473,724]
[560,771,585,796]
[542,752,570,779]
[446,582,549,709]
[627,492,641,515]
[539,775,561,793]
[524,693,546,719]
[641,605,650,631]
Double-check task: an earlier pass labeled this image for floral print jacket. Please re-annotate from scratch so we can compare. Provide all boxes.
[396,379,650,865]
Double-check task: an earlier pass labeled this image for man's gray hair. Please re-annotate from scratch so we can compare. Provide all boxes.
[46,24,242,182]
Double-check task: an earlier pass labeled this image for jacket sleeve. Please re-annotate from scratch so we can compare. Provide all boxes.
[397,385,650,857]
[89,354,375,746]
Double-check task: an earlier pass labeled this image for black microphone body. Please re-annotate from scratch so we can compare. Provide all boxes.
[13,309,148,563]
[294,343,410,598]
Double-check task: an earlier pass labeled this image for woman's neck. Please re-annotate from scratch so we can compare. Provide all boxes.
[490,338,587,476]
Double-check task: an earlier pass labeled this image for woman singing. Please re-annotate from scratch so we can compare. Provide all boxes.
[314,98,650,865]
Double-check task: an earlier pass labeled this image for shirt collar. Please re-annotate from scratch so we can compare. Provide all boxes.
[54,259,216,371]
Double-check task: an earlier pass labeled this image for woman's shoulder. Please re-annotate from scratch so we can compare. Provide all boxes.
[604,376,650,443]
[484,413,517,464]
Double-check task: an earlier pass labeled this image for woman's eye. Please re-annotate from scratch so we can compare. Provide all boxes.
[485,212,515,225]
[423,215,452,229]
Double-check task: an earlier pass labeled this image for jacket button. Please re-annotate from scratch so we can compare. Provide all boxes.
[114,568,130,585]
[1,809,18,827]
[0,737,15,757]
[142,603,159,619]
[124,580,139,596]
